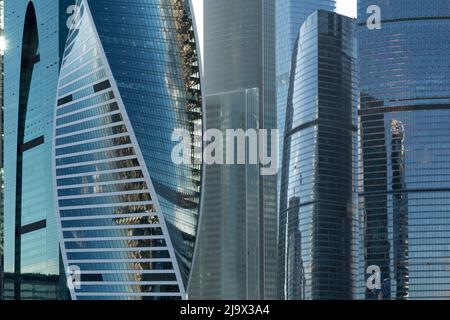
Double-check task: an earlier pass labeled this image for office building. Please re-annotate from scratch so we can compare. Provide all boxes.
[0,0,4,300]
[3,0,73,300]
[276,0,335,172]
[53,0,202,300]
[189,0,277,300]
[358,0,450,299]
[279,10,357,300]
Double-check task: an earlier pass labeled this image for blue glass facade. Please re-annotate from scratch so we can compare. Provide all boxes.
[0,0,4,301]
[276,0,335,170]
[358,0,450,299]
[54,0,202,300]
[3,0,72,300]
[279,10,357,300]
[189,0,277,300]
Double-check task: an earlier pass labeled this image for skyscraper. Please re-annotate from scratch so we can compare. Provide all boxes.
[358,0,450,300]
[279,10,357,300]
[189,0,277,299]
[0,0,4,301]
[53,0,202,300]
[276,0,335,173]
[3,0,72,300]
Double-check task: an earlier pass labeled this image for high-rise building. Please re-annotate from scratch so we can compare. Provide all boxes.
[189,0,277,299]
[53,0,202,300]
[0,0,4,301]
[279,10,357,300]
[358,0,450,300]
[276,0,335,173]
[3,0,72,300]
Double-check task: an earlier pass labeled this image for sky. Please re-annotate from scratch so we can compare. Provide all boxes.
[192,0,357,63]
[337,0,357,18]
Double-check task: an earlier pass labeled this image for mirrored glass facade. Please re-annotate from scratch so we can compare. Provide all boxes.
[3,0,72,300]
[0,0,4,301]
[276,0,335,171]
[279,11,357,300]
[189,0,277,300]
[358,0,450,300]
[54,0,202,300]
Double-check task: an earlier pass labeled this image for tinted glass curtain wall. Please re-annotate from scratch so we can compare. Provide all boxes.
[279,11,357,300]
[358,0,450,299]
[276,0,335,174]
[0,0,4,301]
[189,0,277,300]
[3,0,72,300]
[53,0,202,300]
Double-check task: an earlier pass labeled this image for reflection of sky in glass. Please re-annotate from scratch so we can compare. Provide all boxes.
[358,0,450,300]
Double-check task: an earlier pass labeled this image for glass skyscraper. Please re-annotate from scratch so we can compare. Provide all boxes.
[53,0,202,300]
[3,0,72,300]
[276,0,335,172]
[189,0,277,300]
[279,10,357,300]
[0,0,4,301]
[359,0,450,299]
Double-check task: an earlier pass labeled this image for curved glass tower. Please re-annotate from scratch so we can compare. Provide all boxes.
[359,0,450,299]
[279,10,357,300]
[53,0,202,300]
[276,0,335,170]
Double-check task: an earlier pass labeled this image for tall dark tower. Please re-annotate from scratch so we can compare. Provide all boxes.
[279,10,357,300]
[276,0,336,198]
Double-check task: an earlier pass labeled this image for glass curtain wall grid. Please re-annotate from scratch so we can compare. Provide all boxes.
[0,0,4,300]
[53,0,203,300]
[275,0,335,209]
[278,10,358,300]
[3,0,72,300]
[358,0,450,300]
[189,0,277,300]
